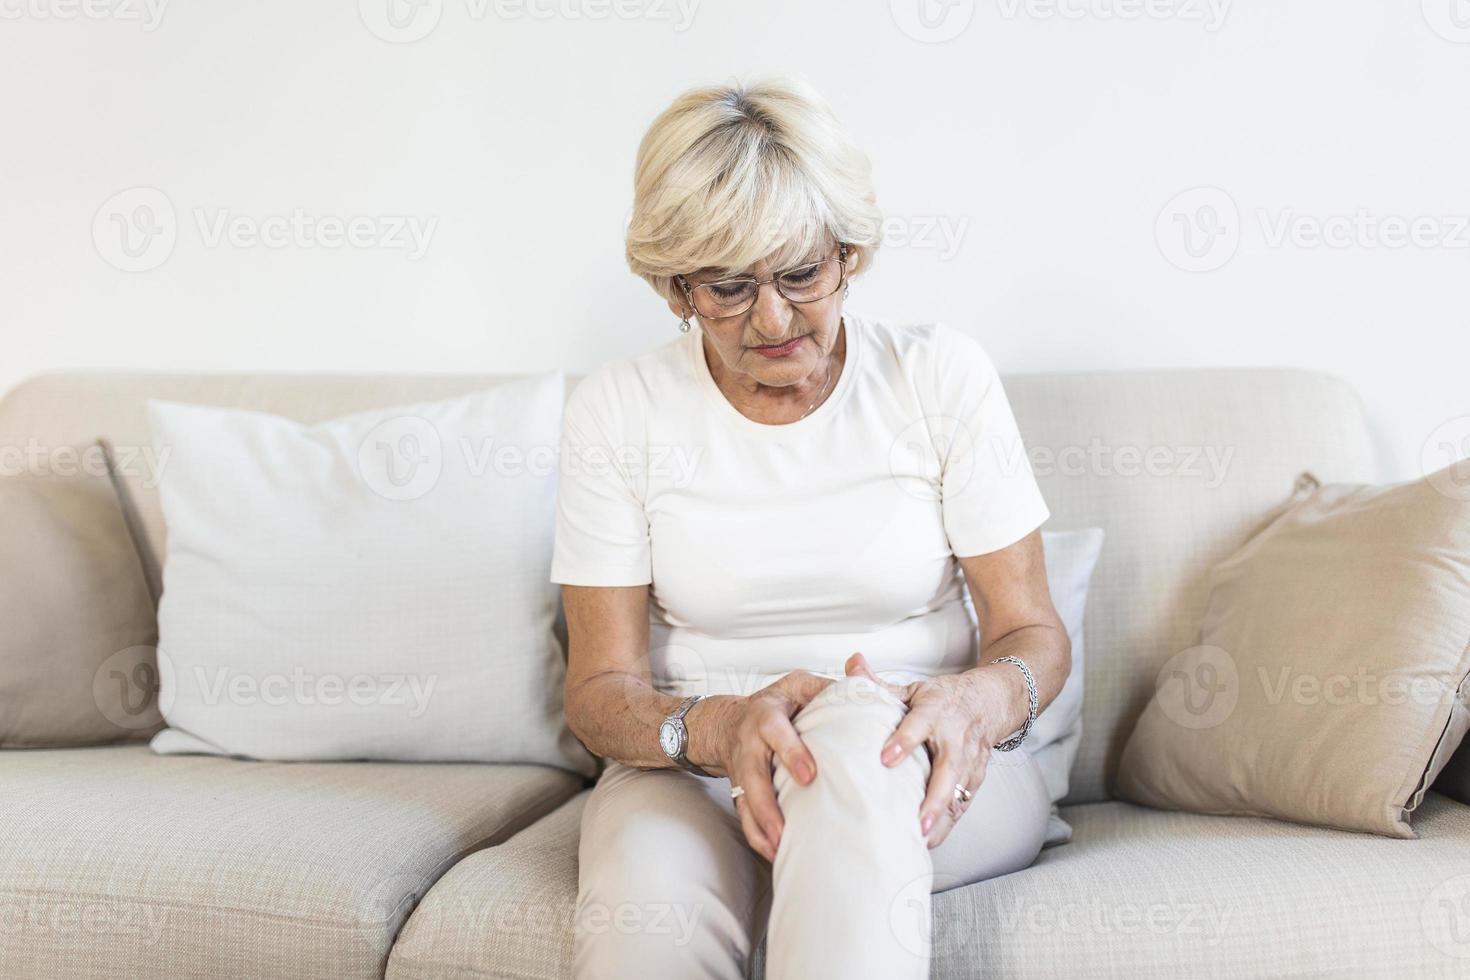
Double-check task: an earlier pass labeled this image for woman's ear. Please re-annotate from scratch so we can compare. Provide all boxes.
[666,295,693,320]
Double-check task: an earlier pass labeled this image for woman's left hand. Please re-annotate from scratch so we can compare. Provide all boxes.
[844,652,1016,849]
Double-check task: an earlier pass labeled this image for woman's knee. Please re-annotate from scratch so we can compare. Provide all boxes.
[775,676,928,833]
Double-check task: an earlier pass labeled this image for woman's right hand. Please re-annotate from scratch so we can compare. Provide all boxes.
[707,670,834,863]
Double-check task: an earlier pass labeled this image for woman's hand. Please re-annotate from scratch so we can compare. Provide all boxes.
[705,670,835,863]
[844,652,1021,850]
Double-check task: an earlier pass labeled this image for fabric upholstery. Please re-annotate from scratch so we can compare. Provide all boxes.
[1117,464,1470,838]
[0,462,161,747]
[388,791,1470,979]
[0,362,1381,802]
[388,793,588,980]
[0,745,582,979]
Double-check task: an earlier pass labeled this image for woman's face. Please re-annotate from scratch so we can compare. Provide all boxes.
[670,243,845,392]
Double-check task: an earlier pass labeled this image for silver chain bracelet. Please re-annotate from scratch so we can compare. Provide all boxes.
[988,655,1038,752]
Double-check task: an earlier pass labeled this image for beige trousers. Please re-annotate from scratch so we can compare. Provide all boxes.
[573,675,1051,979]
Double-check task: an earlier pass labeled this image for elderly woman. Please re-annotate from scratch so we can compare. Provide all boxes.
[550,77,1069,979]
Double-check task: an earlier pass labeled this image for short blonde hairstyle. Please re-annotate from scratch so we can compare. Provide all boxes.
[625,76,883,306]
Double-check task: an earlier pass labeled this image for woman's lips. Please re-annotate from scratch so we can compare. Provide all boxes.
[751,336,803,358]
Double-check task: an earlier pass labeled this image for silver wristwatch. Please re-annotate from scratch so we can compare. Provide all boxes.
[658,695,712,776]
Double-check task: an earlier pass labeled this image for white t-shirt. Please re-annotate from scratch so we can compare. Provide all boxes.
[550,311,1050,696]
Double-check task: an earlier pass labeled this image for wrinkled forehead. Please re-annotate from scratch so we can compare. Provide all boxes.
[686,235,837,282]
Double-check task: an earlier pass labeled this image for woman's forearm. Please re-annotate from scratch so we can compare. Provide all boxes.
[565,671,741,773]
[962,623,1072,746]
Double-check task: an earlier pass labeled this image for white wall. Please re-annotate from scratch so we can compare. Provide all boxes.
[2,0,1466,481]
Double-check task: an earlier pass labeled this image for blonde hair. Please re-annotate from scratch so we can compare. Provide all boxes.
[625,76,882,307]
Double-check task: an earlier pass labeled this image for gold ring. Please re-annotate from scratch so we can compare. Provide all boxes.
[953,783,973,804]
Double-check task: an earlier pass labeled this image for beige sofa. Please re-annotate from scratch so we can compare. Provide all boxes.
[3,367,1467,979]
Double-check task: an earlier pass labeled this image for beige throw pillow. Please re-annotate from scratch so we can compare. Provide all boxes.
[0,454,163,747]
[1117,462,1470,838]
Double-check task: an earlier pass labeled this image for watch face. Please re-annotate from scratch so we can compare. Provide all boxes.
[659,721,679,757]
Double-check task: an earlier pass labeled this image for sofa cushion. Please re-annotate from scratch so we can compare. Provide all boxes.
[0,744,582,979]
[924,792,1470,978]
[388,793,588,980]
[1117,463,1470,838]
[145,379,595,774]
[388,791,1470,979]
[0,461,161,747]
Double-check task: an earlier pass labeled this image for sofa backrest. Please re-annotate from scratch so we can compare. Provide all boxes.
[0,365,1380,803]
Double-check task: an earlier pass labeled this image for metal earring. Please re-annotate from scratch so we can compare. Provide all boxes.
[843,281,851,300]
[678,316,691,333]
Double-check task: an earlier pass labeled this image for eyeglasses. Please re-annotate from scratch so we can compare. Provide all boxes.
[676,242,848,320]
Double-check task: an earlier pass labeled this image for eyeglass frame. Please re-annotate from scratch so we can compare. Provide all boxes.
[675,241,849,320]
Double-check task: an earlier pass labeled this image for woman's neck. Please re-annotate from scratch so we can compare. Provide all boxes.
[706,319,846,425]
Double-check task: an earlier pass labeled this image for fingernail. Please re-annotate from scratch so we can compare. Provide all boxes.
[881,742,902,765]
[795,761,813,783]
[920,813,934,836]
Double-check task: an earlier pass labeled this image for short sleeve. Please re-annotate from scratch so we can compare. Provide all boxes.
[549,369,653,586]
[930,323,1050,557]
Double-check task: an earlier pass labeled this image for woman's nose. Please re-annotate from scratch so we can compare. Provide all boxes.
[748,280,793,337]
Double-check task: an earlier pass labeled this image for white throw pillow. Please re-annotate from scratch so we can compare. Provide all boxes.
[147,374,595,774]
[961,526,1105,845]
